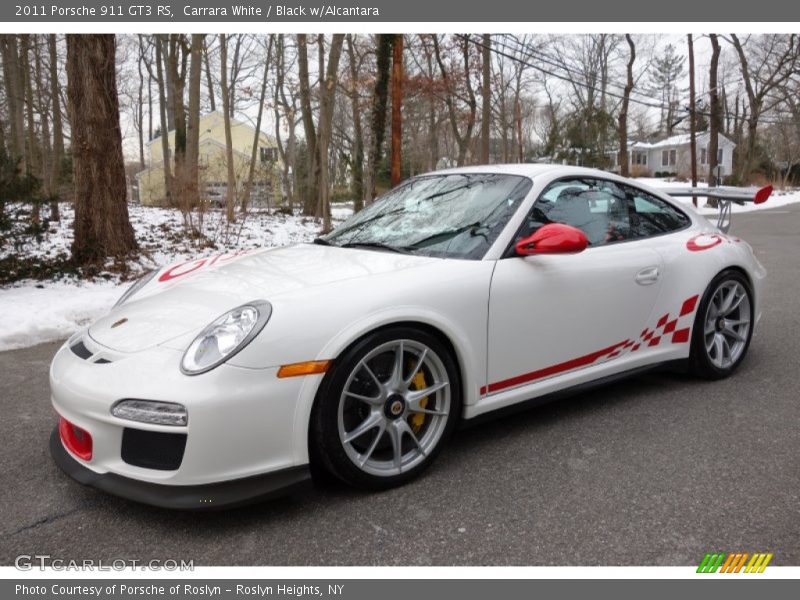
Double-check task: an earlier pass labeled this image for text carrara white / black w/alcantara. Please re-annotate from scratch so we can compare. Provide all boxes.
[49,165,770,509]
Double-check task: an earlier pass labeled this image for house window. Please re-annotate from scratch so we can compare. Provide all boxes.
[260,146,277,163]
[701,147,723,165]
[661,149,676,167]
[633,151,647,166]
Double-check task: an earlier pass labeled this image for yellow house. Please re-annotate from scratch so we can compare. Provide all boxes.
[135,111,281,207]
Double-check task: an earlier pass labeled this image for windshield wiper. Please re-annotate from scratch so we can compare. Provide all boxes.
[313,237,335,246]
[407,222,486,249]
[340,241,412,254]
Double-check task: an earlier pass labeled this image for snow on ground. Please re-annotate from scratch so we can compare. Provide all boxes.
[0,202,352,351]
[1,179,799,352]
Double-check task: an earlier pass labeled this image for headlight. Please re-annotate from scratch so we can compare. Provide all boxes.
[114,270,157,307]
[180,300,272,375]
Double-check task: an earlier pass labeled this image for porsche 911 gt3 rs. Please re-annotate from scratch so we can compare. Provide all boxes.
[49,165,769,508]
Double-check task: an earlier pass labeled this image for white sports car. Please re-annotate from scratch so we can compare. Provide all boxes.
[50,165,770,509]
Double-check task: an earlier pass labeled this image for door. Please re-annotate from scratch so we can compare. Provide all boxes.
[485,176,664,396]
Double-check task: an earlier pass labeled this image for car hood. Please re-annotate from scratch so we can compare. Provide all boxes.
[89,244,438,353]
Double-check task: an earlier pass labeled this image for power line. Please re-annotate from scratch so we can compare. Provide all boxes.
[460,34,797,127]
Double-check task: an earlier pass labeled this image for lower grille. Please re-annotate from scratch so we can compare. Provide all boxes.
[121,428,187,471]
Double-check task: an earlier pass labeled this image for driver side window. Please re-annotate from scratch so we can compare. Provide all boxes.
[520,178,632,247]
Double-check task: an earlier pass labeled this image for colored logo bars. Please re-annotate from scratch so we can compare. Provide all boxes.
[697,552,773,573]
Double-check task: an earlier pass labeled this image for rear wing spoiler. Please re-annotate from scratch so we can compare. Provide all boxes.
[655,185,772,233]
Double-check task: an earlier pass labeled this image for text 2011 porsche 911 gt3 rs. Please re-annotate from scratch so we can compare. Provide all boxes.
[49,165,769,508]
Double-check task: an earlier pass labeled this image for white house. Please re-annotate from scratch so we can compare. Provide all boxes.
[612,132,736,179]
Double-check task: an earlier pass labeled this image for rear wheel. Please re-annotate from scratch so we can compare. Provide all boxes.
[310,327,461,489]
[689,270,754,379]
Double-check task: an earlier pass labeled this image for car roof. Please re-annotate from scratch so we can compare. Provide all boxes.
[418,163,618,180]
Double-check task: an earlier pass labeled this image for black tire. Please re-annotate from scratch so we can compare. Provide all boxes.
[689,269,754,380]
[309,326,462,490]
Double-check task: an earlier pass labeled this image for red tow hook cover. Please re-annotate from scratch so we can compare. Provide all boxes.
[59,416,93,461]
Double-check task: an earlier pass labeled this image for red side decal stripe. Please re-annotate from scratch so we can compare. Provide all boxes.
[481,340,629,395]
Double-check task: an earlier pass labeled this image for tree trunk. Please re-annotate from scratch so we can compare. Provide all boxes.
[709,34,722,190]
[618,34,635,178]
[202,36,216,111]
[153,36,173,204]
[1,36,26,167]
[243,36,274,214]
[21,35,40,225]
[166,34,188,215]
[297,34,318,215]
[185,33,203,227]
[48,35,63,220]
[316,34,345,232]
[480,34,491,164]
[390,34,404,187]
[219,34,237,223]
[66,34,137,264]
[365,34,393,203]
[136,45,146,170]
[346,34,364,211]
[273,35,295,211]
[34,37,56,219]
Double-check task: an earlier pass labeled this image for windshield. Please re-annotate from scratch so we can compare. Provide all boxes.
[322,173,532,259]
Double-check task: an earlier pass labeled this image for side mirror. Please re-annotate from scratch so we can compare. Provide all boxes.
[515,223,589,256]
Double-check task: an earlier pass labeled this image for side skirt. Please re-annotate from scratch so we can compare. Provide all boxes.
[461,360,687,429]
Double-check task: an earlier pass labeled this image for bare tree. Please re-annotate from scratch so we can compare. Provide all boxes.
[297,34,318,214]
[1,36,26,168]
[66,34,137,264]
[48,34,64,220]
[219,33,237,223]
[729,34,799,181]
[345,34,365,211]
[709,34,722,189]
[21,35,40,224]
[618,34,635,177]
[316,34,345,231]
[365,34,393,202]
[433,35,477,166]
[185,33,203,229]
[273,34,298,211]
[242,35,274,214]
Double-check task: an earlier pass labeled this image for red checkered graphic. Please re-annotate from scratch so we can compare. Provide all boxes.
[628,294,700,353]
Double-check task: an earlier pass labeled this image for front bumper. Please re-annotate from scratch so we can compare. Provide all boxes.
[49,331,326,506]
[50,427,310,509]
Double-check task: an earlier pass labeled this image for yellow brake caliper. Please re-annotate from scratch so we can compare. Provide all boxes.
[409,362,429,433]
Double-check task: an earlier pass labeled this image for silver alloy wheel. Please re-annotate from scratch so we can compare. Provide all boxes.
[337,339,451,477]
[703,280,751,369]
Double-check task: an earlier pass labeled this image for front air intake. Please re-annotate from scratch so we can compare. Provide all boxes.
[121,428,187,471]
[70,340,93,360]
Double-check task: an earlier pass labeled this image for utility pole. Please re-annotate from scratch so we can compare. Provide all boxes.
[390,34,403,187]
[688,34,698,207]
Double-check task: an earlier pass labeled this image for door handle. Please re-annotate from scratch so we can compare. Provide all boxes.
[635,266,660,285]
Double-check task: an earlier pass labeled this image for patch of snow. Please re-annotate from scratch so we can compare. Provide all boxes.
[0,280,120,352]
[1,202,352,351]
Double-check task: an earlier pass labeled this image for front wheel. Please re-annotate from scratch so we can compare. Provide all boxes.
[310,327,461,490]
[689,270,754,379]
